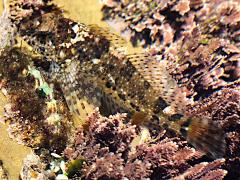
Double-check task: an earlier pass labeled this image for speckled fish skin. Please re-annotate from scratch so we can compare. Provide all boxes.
[9,2,164,123]
[7,0,226,159]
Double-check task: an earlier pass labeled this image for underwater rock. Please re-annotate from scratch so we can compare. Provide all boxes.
[101,0,240,54]
[20,153,48,180]
[0,8,15,50]
[8,0,49,23]
[17,109,227,179]
[185,85,240,178]
[173,159,227,180]
[0,161,8,180]
[63,110,227,179]
[101,0,195,51]
[194,0,240,48]
[166,28,240,101]
[20,151,71,180]
[0,47,71,153]
[102,0,239,178]
[164,13,240,178]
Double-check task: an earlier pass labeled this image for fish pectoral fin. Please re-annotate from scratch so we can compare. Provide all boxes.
[184,117,226,159]
[66,92,97,126]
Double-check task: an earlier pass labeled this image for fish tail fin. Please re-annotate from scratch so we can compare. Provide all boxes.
[180,117,226,159]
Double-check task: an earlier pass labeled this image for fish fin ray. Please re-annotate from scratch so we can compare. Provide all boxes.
[186,117,226,159]
[127,53,189,114]
[88,24,126,51]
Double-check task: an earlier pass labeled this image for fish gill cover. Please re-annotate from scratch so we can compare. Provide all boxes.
[0,0,238,179]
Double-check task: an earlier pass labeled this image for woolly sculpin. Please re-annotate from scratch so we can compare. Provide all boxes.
[5,0,225,158]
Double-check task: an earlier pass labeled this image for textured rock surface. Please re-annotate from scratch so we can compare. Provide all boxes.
[62,110,227,179]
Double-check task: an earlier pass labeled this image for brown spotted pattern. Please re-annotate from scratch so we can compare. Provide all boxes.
[7,0,227,158]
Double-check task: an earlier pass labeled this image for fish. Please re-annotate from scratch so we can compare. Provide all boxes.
[6,0,226,158]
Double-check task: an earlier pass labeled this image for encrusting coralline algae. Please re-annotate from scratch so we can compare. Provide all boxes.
[0,0,238,179]
[102,0,240,179]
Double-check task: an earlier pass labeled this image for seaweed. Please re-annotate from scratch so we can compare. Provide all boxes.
[0,0,239,179]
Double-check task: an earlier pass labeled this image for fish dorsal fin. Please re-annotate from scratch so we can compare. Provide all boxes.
[126,53,189,114]
[88,24,127,52]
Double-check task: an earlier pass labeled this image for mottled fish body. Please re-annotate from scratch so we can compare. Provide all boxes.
[7,0,226,158]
